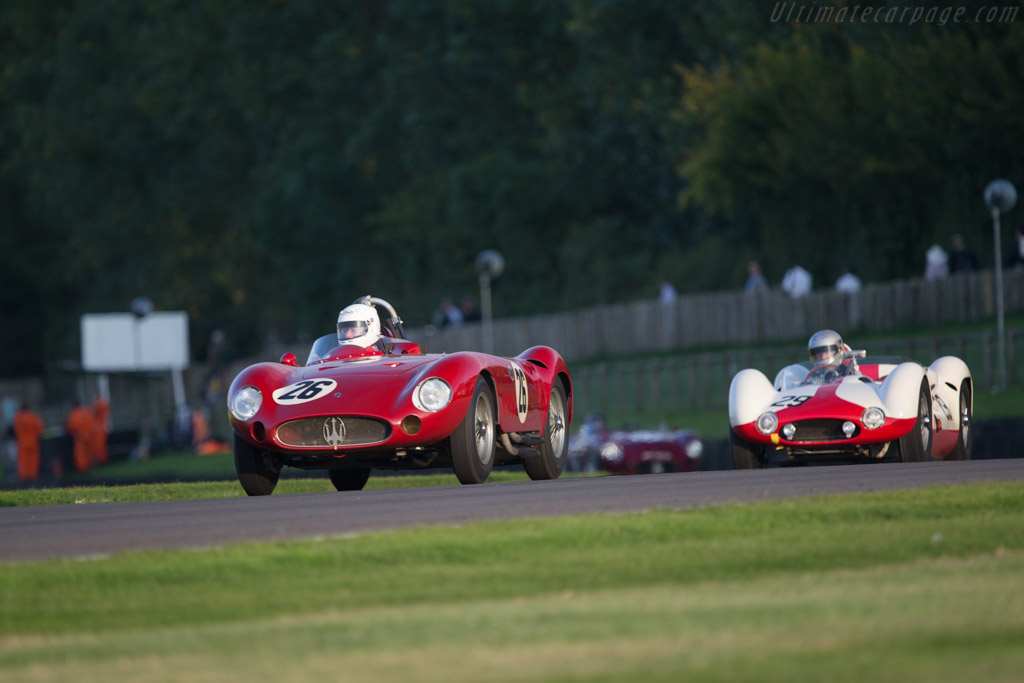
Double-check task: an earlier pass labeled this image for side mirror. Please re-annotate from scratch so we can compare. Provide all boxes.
[279,352,299,367]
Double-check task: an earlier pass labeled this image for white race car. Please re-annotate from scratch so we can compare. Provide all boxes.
[728,351,972,468]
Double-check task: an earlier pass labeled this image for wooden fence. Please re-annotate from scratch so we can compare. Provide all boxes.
[408,269,1024,362]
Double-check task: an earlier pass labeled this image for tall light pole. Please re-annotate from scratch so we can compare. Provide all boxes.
[983,179,1017,392]
[475,249,505,353]
[130,296,154,372]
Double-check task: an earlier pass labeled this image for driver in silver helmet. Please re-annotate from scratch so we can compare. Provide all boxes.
[808,329,846,365]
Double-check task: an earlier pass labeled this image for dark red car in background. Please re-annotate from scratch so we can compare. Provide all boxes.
[567,414,704,475]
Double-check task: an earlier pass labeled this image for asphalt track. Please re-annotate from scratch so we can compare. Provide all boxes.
[2,459,1023,562]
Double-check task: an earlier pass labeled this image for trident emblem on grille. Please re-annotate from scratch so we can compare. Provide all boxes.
[323,417,347,449]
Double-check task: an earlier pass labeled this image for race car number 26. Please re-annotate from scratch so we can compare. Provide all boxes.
[272,379,338,405]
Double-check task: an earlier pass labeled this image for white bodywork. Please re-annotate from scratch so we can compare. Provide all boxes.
[729,355,972,434]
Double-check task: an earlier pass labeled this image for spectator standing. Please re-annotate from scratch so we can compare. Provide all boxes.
[1008,230,1024,268]
[13,403,44,482]
[658,277,678,304]
[460,297,482,323]
[835,267,862,293]
[745,261,767,293]
[439,298,463,327]
[66,401,95,473]
[781,264,812,298]
[203,329,229,408]
[924,244,949,280]
[949,234,978,273]
[91,395,110,465]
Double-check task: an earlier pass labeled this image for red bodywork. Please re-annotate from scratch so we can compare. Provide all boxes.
[568,415,703,475]
[228,340,573,472]
[732,381,916,450]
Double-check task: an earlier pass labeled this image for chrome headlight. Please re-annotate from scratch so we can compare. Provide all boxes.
[230,386,262,421]
[861,407,885,430]
[685,439,704,459]
[781,423,796,440]
[756,412,778,435]
[413,378,452,412]
[600,442,623,462]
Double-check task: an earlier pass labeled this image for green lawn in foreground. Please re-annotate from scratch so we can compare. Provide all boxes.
[1,481,1022,682]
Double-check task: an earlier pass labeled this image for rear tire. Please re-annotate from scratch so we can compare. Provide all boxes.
[329,468,371,491]
[524,379,569,481]
[896,378,933,462]
[450,377,496,484]
[233,433,280,496]
[948,380,972,461]
[731,429,763,469]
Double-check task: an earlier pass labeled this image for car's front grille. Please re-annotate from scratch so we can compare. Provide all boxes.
[787,419,859,442]
[276,417,390,448]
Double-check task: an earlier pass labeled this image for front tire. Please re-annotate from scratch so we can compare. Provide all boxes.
[233,433,281,496]
[731,429,763,469]
[524,379,569,481]
[948,379,972,461]
[896,378,933,462]
[329,468,371,491]
[450,377,496,484]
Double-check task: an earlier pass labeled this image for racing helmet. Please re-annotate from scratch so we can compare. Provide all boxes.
[337,303,381,348]
[808,329,844,364]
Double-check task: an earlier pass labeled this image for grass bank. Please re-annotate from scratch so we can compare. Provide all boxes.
[0,469,549,506]
[1,481,1022,682]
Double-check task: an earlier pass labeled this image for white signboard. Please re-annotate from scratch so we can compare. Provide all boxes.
[81,311,190,372]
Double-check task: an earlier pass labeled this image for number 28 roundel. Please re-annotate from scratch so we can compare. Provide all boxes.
[273,379,338,405]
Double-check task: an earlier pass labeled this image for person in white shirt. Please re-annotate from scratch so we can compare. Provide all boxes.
[835,267,862,293]
[658,277,678,305]
[781,264,812,298]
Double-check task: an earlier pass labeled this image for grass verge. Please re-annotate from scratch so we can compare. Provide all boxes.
[0,468,553,506]
[1,481,1022,682]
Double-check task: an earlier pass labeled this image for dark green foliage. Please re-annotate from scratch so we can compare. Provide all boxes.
[1,1,1021,374]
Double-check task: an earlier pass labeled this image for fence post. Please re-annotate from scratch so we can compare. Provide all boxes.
[982,331,993,390]
[671,357,681,413]
[1008,331,1017,387]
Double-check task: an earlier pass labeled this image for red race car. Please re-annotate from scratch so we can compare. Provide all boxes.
[568,413,704,475]
[227,296,572,495]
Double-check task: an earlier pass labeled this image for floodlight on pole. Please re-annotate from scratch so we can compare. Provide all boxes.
[475,249,505,353]
[983,179,1017,392]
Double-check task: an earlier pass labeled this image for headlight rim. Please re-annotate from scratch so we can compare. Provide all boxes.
[230,385,263,421]
[861,406,886,430]
[413,377,453,413]
[599,442,624,462]
[755,411,779,435]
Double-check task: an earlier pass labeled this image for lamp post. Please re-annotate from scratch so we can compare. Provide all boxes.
[130,296,154,371]
[475,249,505,353]
[983,179,1017,392]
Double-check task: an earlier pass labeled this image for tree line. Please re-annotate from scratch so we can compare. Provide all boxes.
[1,0,1021,376]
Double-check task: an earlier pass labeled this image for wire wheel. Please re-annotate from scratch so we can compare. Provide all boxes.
[450,377,496,484]
[524,379,568,480]
[897,378,932,462]
[949,380,972,460]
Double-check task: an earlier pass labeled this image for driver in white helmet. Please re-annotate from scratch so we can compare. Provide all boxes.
[337,303,383,349]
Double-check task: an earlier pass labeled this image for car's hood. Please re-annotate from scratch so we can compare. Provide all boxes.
[300,354,438,383]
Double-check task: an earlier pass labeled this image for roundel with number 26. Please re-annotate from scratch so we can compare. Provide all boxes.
[509,363,528,424]
[272,379,338,405]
